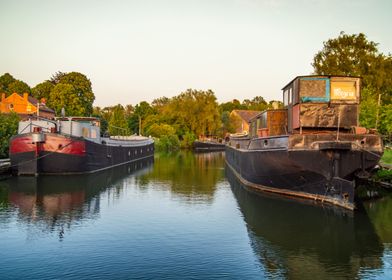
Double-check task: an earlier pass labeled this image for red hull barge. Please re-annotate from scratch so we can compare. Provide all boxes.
[10,117,154,175]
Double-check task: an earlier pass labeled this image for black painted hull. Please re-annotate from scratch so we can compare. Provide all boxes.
[10,133,154,175]
[193,140,226,151]
[226,134,383,210]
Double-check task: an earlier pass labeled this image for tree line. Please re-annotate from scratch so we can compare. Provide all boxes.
[0,31,391,155]
[93,90,278,151]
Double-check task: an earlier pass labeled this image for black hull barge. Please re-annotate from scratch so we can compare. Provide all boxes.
[193,140,226,152]
[226,76,383,210]
[10,117,154,176]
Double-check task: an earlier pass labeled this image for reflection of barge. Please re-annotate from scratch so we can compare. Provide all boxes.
[226,166,383,279]
[226,76,383,210]
[2,158,153,240]
[10,117,154,176]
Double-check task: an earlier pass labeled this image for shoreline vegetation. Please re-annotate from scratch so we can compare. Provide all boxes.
[1,32,391,158]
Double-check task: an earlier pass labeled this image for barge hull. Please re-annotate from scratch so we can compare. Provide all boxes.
[225,135,382,210]
[10,133,154,175]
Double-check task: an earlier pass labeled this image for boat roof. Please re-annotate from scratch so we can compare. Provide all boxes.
[55,117,100,122]
[281,75,361,90]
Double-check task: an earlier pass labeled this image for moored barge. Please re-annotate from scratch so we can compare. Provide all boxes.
[10,117,154,175]
[226,76,383,210]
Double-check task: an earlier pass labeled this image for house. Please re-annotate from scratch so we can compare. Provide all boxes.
[0,93,55,119]
[230,110,261,134]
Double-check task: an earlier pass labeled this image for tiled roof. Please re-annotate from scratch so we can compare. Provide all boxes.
[17,93,55,113]
[232,110,261,122]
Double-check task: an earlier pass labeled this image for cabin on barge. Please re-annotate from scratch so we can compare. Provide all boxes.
[226,75,383,210]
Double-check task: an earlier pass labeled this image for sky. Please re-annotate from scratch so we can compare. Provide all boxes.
[0,0,391,107]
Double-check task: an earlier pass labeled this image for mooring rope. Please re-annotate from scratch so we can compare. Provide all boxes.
[0,139,77,171]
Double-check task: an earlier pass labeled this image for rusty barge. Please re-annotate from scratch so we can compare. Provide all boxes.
[226,76,383,210]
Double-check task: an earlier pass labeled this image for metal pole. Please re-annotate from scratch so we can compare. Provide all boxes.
[375,93,382,129]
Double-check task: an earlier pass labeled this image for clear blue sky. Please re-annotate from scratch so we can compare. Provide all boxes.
[0,0,391,107]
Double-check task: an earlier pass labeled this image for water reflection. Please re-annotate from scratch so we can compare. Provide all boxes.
[226,165,384,279]
[0,158,153,240]
[142,151,225,203]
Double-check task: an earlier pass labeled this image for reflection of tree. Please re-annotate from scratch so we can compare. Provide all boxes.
[141,151,225,203]
[226,166,383,279]
[0,158,153,240]
[363,196,392,244]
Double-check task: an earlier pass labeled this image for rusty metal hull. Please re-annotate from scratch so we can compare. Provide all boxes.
[226,134,383,210]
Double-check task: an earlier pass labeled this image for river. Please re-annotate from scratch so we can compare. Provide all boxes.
[0,151,391,279]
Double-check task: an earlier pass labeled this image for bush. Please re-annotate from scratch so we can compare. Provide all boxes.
[373,169,392,183]
[155,134,180,152]
[0,113,19,158]
[181,132,196,149]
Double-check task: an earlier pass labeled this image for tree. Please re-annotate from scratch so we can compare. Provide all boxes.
[108,104,128,135]
[0,113,19,158]
[32,81,54,100]
[47,72,95,116]
[49,84,85,116]
[312,32,392,134]
[7,80,31,95]
[312,32,380,88]
[49,71,67,84]
[0,73,16,95]
[166,89,221,137]
[219,99,244,113]
[128,101,156,134]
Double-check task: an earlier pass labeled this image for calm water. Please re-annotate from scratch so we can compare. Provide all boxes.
[0,151,392,280]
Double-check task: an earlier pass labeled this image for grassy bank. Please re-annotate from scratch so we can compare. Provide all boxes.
[381,149,392,164]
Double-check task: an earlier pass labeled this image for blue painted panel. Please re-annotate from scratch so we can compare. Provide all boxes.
[300,77,330,102]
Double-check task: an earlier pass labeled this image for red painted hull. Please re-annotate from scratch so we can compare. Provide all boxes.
[10,133,154,175]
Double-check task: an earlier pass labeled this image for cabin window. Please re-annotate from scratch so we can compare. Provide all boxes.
[135,150,137,155]
[90,129,97,139]
[140,148,143,154]
[82,127,90,138]
[283,90,289,106]
[128,150,131,157]
[288,88,292,105]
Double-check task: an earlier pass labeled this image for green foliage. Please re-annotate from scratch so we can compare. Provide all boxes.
[312,32,379,87]
[108,104,128,135]
[0,113,19,158]
[242,96,268,111]
[32,81,54,100]
[0,73,16,95]
[373,169,392,183]
[7,80,31,95]
[49,71,67,84]
[166,89,221,137]
[128,101,156,134]
[57,72,95,116]
[379,105,392,136]
[181,132,196,148]
[313,32,392,135]
[381,150,392,164]
[219,99,244,113]
[145,123,176,138]
[155,134,180,152]
[359,87,378,129]
[49,84,83,116]
[46,72,95,117]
